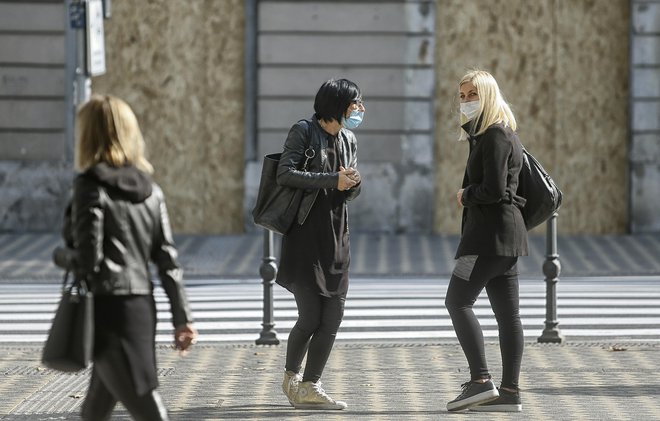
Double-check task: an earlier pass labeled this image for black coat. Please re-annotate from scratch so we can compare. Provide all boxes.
[455,122,528,258]
[277,116,361,225]
[68,164,192,328]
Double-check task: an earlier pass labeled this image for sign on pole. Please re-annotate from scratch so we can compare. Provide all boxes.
[86,0,106,76]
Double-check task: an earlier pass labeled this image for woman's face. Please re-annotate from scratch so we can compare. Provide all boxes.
[345,98,366,117]
[459,82,479,103]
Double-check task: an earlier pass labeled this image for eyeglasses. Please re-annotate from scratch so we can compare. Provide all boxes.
[351,99,365,106]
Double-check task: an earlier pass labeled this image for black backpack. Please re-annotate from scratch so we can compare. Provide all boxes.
[517,148,563,230]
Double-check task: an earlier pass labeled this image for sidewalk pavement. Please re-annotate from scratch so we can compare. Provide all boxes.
[1,232,659,419]
[1,232,659,281]
[1,341,659,420]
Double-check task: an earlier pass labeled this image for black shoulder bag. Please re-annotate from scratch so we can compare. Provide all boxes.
[517,147,563,230]
[252,120,314,235]
[42,269,94,372]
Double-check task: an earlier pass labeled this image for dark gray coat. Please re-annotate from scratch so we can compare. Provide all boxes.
[456,121,528,258]
[277,116,361,226]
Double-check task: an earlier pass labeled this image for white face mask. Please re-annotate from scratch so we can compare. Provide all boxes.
[460,100,481,121]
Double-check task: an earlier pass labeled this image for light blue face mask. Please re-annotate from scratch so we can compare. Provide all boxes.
[342,110,364,129]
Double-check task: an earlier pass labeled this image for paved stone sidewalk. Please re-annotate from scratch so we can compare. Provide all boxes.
[1,341,659,420]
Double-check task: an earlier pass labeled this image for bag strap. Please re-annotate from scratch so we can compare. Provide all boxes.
[297,119,315,172]
[61,270,90,296]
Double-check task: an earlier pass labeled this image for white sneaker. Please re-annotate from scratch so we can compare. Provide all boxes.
[294,381,347,410]
[282,370,302,406]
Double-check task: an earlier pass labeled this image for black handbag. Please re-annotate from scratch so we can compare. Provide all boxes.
[42,271,94,372]
[517,147,563,230]
[252,121,313,235]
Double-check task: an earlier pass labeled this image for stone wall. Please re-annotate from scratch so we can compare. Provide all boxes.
[434,0,630,234]
[93,0,246,234]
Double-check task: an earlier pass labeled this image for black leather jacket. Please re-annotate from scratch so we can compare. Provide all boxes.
[67,164,192,327]
[276,116,361,225]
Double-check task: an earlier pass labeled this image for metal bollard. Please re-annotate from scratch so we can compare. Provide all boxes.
[537,213,565,343]
[256,229,280,345]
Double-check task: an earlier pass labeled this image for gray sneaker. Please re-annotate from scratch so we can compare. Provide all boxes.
[470,388,522,412]
[447,379,499,412]
[294,381,347,410]
[282,370,302,406]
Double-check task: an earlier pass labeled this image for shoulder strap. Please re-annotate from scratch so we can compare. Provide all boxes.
[296,119,315,171]
[296,119,313,148]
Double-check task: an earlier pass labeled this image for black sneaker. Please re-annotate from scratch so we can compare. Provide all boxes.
[446,379,499,412]
[470,388,522,412]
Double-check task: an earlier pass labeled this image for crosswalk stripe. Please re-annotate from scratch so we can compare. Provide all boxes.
[1,278,659,343]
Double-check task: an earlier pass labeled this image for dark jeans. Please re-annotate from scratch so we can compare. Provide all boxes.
[81,339,169,421]
[444,256,524,389]
[285,285,346,383]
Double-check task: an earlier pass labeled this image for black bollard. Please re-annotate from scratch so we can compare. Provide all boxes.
[537,213,565,343]
[256,229,280,345]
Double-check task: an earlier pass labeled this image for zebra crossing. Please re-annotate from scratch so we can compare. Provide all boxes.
[1,276,659,344]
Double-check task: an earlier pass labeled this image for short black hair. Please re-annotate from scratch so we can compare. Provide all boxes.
[313,79,361,123]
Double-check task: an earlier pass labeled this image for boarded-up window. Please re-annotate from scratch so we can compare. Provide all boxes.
[251,0,436,231]
[0,1,69,161]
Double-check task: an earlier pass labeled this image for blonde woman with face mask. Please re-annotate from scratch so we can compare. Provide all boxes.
[445,70,528,413]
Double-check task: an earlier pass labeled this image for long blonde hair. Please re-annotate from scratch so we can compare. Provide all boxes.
[75,94,153,173]
[458,70,517,141]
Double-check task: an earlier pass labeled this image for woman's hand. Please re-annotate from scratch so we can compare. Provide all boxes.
[174,323,198,355]
[341,166,361,184]
[457,189,464,207]
[338,167,359,191]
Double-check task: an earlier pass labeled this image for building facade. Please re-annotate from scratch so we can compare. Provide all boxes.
[1,0,658,234]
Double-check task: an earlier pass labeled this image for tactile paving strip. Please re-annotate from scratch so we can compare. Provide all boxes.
[1,342,658,420]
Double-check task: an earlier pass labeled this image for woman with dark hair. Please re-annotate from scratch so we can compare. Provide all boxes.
[276,78,364,410]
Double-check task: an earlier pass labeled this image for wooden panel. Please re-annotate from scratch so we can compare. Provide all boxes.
[259,67,433,98]
[0,67,66,96]
[0,3,65,32]
[0,100,67,129]
[259,2,434,33]
[633,3,660,34]
[257,99,432,131]
[632,67,660,98]
[0,34,66,65]
[259,34,434,65]
[254,0,436,232]
[632,100,660,131]
[631,133,660,163]
[257,131,405,162]
[630,162,660,231]
[633,36,660,65]
[0,131,66,160]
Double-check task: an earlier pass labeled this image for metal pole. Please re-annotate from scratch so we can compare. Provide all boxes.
[256,229,280,345]
[538,212,565,343]
[72,0,91,108]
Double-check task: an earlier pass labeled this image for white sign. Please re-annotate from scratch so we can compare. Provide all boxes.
[86,0,106,76]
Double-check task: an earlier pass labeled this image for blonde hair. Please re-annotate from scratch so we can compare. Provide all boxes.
[458,69,517,141]
[75,94,153,173]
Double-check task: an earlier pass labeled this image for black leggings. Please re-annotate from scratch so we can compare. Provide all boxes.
[444,256,523,389]
[285,285,345,383]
